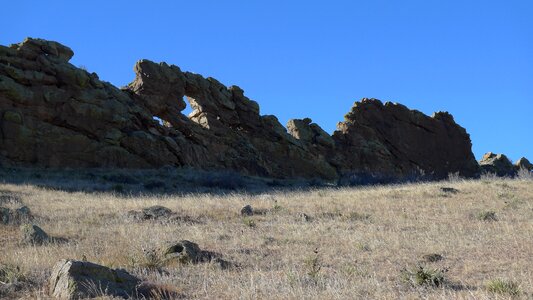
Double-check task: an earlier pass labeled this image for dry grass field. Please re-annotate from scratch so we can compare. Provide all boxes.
[1,175,532,299]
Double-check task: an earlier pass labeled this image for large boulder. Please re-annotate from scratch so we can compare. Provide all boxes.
[163,240,203,264]
[479,152,516,176]
[48,259,141,299]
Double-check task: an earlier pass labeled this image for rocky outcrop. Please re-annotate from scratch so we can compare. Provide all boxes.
[20,224,50,245]
[0,38,481,180]
[515,157,532,171]
[479,152,516,176]
[0,206,32,225]
[49,259,141,299]
[332,99,479,179]
[161,240,231,269]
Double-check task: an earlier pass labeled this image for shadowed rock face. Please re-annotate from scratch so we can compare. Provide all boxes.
[515,157,532,171]
[0,38,479,180]
[331,99,479,179]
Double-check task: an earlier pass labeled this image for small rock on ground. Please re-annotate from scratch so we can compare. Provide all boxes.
[240,205,253,216]
[20,224,49,245]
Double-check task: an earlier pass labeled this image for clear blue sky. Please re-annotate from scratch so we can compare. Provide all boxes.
[2,1,532,161]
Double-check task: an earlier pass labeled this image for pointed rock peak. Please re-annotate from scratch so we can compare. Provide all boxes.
[515,157,532,170]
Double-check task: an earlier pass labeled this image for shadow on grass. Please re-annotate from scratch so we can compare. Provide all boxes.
[0,167,444,197]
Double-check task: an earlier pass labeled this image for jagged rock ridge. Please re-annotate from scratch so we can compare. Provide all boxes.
[0,38,480,180]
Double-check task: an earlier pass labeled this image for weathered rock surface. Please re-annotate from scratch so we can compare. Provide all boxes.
[163,240,203,264]
[162,240,231,269]
[331,99,479,179]
[126,205,197,223]
[0,206,32,225]
[240,205,253,216]
[479,152,516,176]
[20,224,49,245]
[49,259,141,299]
[0,38,482,180]
[515,157,532,171]
[127,205,173,221]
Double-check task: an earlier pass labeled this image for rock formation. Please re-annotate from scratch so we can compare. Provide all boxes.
[49,259,141,299]
[0,38,481,180]
[0,206,32,225]
[515,157,532,171]
[331,99,479,179]
[479,152,516,176]
[19,224,50,245]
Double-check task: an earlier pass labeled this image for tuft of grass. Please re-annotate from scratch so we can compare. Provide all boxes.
[127,248,165,271]
[0,264,26,284]
[477,211,498,221]
[304,248,322,285]
[485,279,520,296]
[357,243,371,252]
[272,201,283,212]
[401,265,446,287]
[242,217,256,228]
[343,211,371,222]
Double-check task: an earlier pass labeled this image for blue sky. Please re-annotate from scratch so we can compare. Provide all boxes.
[2,1,532,161]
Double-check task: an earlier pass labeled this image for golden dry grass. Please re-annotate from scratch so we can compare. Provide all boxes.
[1,177,532,299]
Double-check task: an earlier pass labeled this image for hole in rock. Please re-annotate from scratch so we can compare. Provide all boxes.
[152,116,172,128]
[182,96,194,118]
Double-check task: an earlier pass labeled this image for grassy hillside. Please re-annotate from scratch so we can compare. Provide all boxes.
[1,176,532,299]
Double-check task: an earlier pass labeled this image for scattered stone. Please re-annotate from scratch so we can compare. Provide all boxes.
[297,212,312,222]
[20,224,49,245]
[240,205,253,216]
[126,206,198,224]
[48,259,141,299]
[141,205,173,219]
[0,191,22,205]
[422,253,444,262]
[127,205,173,221]
[440,187,459,194]
[162,240,232,269]
[479,152,516,176]
[210,257,233,270]
[0,207,9,224]
[163,240,202,264]
[477,211,498,222]
[0,206,32,225]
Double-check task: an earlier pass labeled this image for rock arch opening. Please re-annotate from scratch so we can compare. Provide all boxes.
[182,96,194,118]
[152,116,172,128]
